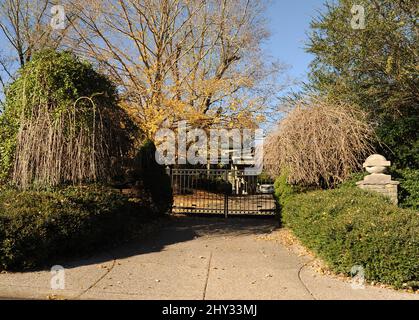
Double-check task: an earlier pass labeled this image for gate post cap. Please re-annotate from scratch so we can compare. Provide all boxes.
[363,154,390,174]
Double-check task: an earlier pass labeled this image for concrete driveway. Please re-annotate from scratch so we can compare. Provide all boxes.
[0,216,417,300]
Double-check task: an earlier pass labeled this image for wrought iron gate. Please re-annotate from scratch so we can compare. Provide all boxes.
[170,168,277,217]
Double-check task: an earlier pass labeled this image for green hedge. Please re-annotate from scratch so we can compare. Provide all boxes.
[390,168,419,210]
[276,182,419,289]
[274,172,303,208]
[134,140,173,214]
[0,184,166,270]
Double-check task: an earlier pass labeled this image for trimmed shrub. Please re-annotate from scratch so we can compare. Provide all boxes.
[276,179,419,288]
[390,168,419,210]
[0,184,163,270]
[279,186,419,289]
[132,140,173,214]
[274,172,299,207]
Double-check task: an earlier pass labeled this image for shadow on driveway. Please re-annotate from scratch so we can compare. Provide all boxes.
[59,215,279,271]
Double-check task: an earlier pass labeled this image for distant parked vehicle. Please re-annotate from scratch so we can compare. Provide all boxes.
[258,184,274,194]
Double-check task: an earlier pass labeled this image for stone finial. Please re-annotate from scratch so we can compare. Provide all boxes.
[363,154,391,174]
[361,154,392,183]
[357,154,399,205]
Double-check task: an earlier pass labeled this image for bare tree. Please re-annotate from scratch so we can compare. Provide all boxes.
[68,0,285,137]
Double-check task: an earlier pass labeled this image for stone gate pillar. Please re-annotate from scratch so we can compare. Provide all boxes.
[356,154,399,205]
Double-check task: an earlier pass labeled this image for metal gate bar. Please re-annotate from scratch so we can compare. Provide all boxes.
[170,168,277,217]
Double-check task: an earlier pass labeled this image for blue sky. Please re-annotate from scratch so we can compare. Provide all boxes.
[264,0,327,92]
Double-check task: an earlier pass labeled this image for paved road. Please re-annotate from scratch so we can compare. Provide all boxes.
[0,216,417,300]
